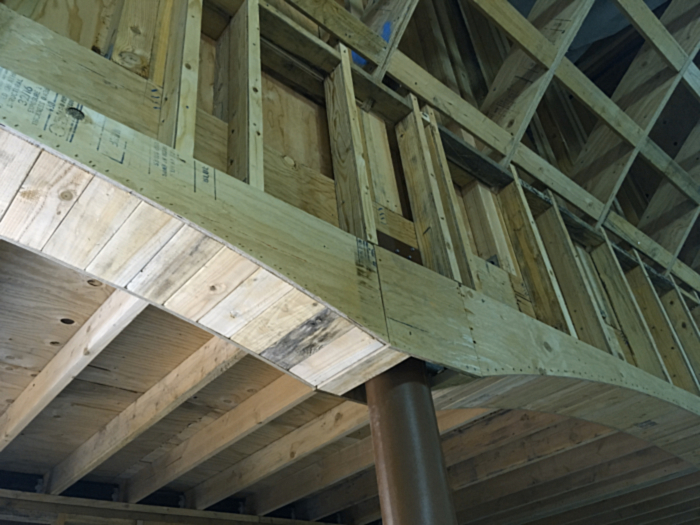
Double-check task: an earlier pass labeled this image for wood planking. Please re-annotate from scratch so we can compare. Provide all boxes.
[0,129,40,220]
[0,290,146,453]
[660,280,700,379]
[499,180,576,335]
[47,337,246,495]
[325,44,378,244]
[0,151,92,251]
[187,400,369,510]
[626,255,700,394]
[423,106,479,288]
[85,201,183,287]
[536,200,622,356]
[228,0,264,189]
[174,0,203,156]
[111,0,161,78]
[396,95,461,280]
[42,177,140,269]
[125,374,313,503]
[590,237,669,379]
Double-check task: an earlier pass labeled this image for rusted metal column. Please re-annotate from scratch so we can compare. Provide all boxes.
[365,358,457,525]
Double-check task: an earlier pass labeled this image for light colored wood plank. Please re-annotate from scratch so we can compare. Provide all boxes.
[396,95,461,280]
[499,181,576,334]
[359,109,402,214]
[111,0,161,77]
[42,177,140,269]
[590,237,669,379]
[125,374,313,503]
[163,247,258,321]
[660,279,700,384]
[187,400,368,510]
[626,255,700,394]
[126,226,223,304]
[228,0,264,189]
[0,152,92,250]
[0,129,41,220]
[86,201,183,287]
[325,44,377,243]
[0,290,147,453]
[47,336,246,495]
[536,201,622,356]
[174,0,203,156]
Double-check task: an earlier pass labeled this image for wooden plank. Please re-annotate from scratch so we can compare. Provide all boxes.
[126,225,224,304]
[395,95,461,280]
[536,200,623,356]
[0,129,41,220]
[0,488,325,525]
[187,400,368,510]
[163,247,257,321]
[228,0,264,189]
[47,337,246,495]
[0,152,92,250]
[174,0,203,156]
[125,374,313,503]
[42,177,140,269]
[499,181,576,334]
[111,0,161,78]
[325,44,377,243]
[0,4,161,137]
[423,105,479,288]
[590,237,669,379]
[85,201,183,287]
[362,0,420,81]
[0,290,147,453]
[255,407,490,516]
[374,203,417,248]
[660,279,700,380]
[626,254,700,394]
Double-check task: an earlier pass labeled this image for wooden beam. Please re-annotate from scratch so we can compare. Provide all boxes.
[254,408,490,515]
[187,400,368,510]
[590,236,669,379]
[228,0,264,189]
[47,337,247,495]
[125,374,313,503]
[174,0,203,156]
[660,279,700,381]
[0,290,147,453]
[625,253,700,394]
[395,95,461,280]
[0,488,323,525]
[325,43,378,243]
[536,197,624,356]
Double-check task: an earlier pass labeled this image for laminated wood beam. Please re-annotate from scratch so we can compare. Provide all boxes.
[47,337,247,496]
[325,43,378,243]
[228,0,264,189]
[0,290,147,453]
[125,374,313,503]
[625,253,700,394]
[590,237,669,379]
[186,400,368,510]
[395,95,461,280]
[536,197,624,356]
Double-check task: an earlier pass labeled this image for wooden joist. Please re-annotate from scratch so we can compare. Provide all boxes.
[47,337,247,495]
[0,290,147,453]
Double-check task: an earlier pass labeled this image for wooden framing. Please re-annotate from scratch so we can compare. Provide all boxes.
[2,0,700,523]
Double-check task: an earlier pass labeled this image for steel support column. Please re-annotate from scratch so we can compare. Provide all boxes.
[365,358,457,525]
